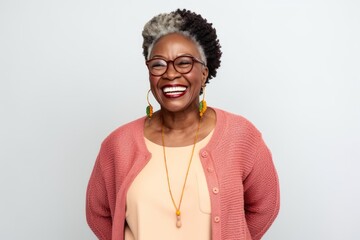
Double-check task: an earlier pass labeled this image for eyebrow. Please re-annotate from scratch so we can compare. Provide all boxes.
[150,55,166,59]
[149,54,194,60]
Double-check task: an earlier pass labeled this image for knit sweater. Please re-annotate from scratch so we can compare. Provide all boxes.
[86,108,280,240]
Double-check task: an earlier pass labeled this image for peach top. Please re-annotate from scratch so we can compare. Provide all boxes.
[125,131,213,240]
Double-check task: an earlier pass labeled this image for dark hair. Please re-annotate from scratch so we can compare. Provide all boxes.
[142,9,222,84]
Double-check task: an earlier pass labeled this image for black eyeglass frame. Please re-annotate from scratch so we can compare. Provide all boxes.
[146,55,206,76]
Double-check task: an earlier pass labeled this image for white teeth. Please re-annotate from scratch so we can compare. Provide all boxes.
[163,86,187,93]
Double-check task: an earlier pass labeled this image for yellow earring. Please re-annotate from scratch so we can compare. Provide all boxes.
[146,89,153,119]
[199,86,207,118]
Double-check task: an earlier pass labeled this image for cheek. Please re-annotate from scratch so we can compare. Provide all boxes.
[149,75,160,86]
[185,69,203,85]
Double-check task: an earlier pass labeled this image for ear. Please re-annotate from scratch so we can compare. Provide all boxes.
[201,66,209,86]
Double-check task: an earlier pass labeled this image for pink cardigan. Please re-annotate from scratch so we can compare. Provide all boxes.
[86,108,280,240]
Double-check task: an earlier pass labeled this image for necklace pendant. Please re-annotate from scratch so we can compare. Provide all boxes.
[176,215,182,228]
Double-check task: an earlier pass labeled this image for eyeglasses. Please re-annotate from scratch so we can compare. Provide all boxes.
[146,55,206,76]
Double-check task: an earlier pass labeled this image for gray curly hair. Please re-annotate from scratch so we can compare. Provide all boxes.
[142,12,207,64]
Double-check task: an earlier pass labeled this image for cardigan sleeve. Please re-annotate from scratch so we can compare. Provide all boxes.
[86,153,112,240]
[243,136,280,240]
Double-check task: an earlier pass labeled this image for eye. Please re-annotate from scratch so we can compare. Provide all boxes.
[175,57,193,68]
[149,59,167,69]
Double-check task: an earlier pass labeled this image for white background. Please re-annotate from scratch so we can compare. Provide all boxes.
[1,0,359,239]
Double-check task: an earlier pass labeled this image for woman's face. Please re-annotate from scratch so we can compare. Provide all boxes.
[148,33,208,114]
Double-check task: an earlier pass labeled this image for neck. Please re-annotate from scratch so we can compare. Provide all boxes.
[160,107,200,132]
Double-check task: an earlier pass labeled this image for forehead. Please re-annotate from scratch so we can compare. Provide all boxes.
[150,33,200,58]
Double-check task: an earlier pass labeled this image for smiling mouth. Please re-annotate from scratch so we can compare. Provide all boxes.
[162,86,187,97]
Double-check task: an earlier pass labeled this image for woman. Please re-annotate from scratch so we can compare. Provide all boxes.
[86,9,280,240]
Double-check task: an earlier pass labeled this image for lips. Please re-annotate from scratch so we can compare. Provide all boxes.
[162,85,187,98]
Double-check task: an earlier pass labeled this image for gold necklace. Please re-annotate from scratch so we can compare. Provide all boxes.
[161,119,201,228]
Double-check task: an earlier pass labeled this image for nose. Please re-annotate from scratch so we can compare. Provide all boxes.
[163,61,180,80]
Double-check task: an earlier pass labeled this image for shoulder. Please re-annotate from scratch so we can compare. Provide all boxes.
[101,116,146,150]
[209,108,272,174]
[213,108,262,137]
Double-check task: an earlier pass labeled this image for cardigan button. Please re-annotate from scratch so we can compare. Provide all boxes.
[207,167,214,173]
[212,187,219,194]
[201,151,208,158]
[214,216,220,223]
